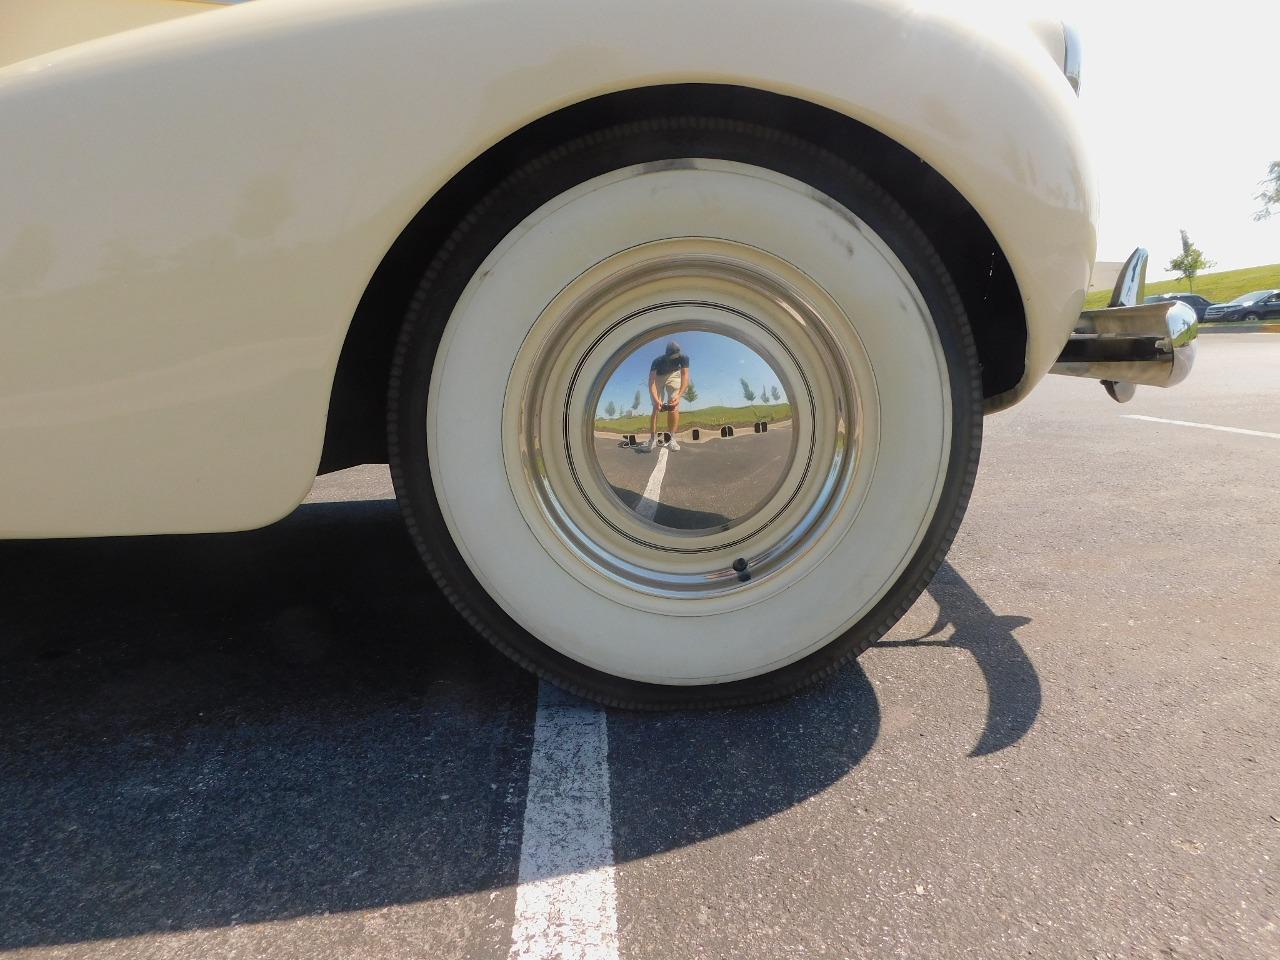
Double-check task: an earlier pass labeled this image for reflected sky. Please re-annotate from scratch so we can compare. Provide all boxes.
[597,331,784,415]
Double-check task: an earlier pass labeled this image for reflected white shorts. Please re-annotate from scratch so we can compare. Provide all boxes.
[659,375,681,404]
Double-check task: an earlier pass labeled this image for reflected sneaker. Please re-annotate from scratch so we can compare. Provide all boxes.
[666,439,681,451]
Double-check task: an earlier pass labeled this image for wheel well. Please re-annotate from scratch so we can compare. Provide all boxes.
[319,84,1025,473]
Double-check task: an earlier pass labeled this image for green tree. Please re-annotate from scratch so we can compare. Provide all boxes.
[1166,230,1214,292]
[770,385,781,403]
[684,382,699,404]
[739,378,756,403]
[604,400,617,419]
[631,390,642,414]
[1255,161,1280,221]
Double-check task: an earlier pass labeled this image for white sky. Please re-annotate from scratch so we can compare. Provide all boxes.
[1063,0,1279,278]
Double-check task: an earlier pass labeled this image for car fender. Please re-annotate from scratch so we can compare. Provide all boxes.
[0,0,1095,537]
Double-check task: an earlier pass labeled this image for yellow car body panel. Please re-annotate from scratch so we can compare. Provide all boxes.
[0,0,1095,537]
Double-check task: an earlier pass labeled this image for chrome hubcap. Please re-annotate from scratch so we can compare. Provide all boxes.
[504,238,875,602]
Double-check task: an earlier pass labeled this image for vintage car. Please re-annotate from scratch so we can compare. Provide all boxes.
[1,0,1196,707]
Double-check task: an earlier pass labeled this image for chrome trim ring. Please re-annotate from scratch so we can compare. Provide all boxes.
[502,237,875,604]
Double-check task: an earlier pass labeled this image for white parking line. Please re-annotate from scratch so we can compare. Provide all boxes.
[509,682,619,960]
[1123,415,1280,441]
[634,445,669,521]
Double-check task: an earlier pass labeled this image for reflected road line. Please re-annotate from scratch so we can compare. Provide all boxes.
[1122,414,1280,441]
[634,445,669,521]
[509,682,619,960]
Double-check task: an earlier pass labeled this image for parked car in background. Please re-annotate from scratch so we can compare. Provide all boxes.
[1204,290,1280,323]
[1144,292,1214,322]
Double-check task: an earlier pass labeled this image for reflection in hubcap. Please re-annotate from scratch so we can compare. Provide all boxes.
[591,331,795,534]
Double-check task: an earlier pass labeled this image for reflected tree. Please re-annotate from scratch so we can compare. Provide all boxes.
[1255,160,1280,221]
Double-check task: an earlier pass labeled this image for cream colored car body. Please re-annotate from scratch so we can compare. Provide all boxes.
[0,0,1095,538]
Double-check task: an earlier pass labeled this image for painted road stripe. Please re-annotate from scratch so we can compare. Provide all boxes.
[509,682,619,960]
[1123,415,1280,441]
[634,445,669,521]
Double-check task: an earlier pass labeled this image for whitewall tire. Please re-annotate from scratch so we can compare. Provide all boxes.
[388,119,982,708]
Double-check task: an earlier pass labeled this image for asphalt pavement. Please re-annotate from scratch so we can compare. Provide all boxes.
[1,335,1277,959]
[594,425,793,529]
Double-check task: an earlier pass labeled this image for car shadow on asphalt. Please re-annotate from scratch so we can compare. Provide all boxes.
[877,562,1040,757]
[0,500,537,950]
[0,500,1036,950]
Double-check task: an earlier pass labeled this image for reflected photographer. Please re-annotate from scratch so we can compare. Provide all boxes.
[637,341,690,452]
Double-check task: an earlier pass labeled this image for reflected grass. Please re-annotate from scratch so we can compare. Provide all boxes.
[595,403,791,434]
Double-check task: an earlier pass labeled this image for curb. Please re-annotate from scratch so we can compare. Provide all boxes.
[1199,323,1280,334]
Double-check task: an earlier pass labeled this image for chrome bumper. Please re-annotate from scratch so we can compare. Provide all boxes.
[1050,248,1198,402]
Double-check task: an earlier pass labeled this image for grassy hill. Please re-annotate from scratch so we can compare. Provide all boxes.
[1084,263,1280,310]
[595,403,791,434]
